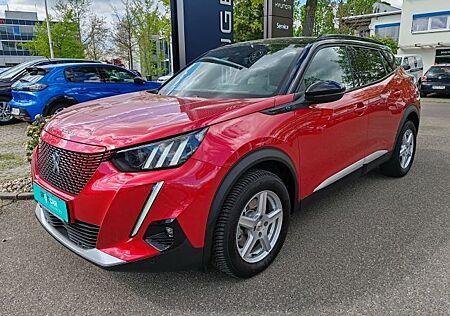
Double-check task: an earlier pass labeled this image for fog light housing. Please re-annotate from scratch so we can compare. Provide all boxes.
[144,219,183,252]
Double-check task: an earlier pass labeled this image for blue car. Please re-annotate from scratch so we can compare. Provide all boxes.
[9,63,160,121]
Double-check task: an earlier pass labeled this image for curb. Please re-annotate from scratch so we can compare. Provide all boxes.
[0,191,34,201]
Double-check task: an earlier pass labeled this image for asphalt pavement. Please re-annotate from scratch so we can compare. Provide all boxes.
[0,98,449,315]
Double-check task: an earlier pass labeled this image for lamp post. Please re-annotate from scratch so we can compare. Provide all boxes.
[44,0,54,58]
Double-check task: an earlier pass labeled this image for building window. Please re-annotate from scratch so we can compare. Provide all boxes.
[412,11,450,33]
[375,23,400,42]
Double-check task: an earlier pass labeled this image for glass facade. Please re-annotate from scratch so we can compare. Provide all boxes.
[0,17,38,58]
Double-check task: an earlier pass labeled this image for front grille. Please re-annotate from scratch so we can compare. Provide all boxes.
[38,141,109,195]
[43,209,100,249]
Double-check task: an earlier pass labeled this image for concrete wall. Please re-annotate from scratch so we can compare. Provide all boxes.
[398,0,450,71]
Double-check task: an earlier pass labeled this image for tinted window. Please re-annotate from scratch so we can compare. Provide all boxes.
[98,67,136,83]
[426,66,450,77]
[65,67,101,83]
[159,41,306,98]
[350,47,387,86]
[300,46,353,91]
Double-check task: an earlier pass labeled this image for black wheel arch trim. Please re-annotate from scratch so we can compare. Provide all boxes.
[202,147,299,268]
[395,105,420,142]
[44,95,78,116]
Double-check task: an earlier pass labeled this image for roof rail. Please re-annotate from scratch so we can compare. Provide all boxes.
[317,34,386,46]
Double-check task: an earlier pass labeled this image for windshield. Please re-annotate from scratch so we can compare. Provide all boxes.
[159,42,305,98]
[427,66,450,76]
[0,60,40,81]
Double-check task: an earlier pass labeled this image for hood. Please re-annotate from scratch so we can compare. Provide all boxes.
[45,91,278,150]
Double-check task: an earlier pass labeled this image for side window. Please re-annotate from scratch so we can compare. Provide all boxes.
[350,47,387,86]
[97,67,136,83]
[402,57,410,67]
[65,67,101,83]
[300,46,354,91]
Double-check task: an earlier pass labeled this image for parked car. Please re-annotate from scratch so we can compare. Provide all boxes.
[156,73,173,84]
[0,66,10,74]
[9,63,160,122]
[420,64,450,97]
[32,36,420,278]
[0,58,100,125]
[396,54,423,86]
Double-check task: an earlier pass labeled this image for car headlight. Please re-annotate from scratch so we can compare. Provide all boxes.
[112,128,207,171]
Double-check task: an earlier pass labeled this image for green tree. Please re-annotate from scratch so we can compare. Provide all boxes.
[303,0,318,36]
[370,35,399,53]
[130,0,171,77]
[337,0,377,33]
[22,10,85,58]
[295,0,336,36]
[233,0,264,42]
[84,15,110,60]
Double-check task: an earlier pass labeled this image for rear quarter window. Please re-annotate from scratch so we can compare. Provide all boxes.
[349,46,387,86]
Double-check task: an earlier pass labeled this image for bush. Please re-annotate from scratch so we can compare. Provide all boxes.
[25,115,50,162]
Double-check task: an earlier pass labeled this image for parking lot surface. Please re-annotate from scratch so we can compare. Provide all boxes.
[0,99,449,315]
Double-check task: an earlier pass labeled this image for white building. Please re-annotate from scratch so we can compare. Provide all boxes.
[343,1,450,71]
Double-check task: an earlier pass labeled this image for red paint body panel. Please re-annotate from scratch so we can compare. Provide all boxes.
[32,63,420,266]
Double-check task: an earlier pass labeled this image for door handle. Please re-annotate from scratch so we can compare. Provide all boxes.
[354,102,367,114]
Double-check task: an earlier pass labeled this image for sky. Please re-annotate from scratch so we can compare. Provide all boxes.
[2,0,404,21]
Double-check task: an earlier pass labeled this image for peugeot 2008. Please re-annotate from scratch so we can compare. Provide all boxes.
[32,36,420,278]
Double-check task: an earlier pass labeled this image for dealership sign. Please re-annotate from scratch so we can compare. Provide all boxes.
[170,0,233,72]
[264,0,294,38]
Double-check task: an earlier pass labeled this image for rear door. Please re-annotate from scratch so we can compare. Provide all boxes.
[350,46,401,155]
[295,45,369,193]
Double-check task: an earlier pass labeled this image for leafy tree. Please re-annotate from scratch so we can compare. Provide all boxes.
[130,0,171,77]
[303,0,318,36]
[112,0,138,69]
[22,10,85,58]
[233,0,264,42]
[295,0,336,36]
[337,0,377,33]
[84,15,109,60]
[370,35,399,53]
[55,0,92,41]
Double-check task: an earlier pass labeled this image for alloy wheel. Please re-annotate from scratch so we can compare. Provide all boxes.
[235,190,283,264]
[400,128,414,169]
[0,101,13,122]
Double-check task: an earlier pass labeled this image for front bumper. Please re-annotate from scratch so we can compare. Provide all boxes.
[35,204,125,267]
[32,133,224,271]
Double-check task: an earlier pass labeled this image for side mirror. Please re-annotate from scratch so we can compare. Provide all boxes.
[305,80,346,104]
[134,77,146,85]
[403,64,411,71]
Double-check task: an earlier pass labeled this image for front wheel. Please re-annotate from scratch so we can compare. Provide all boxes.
[212,169,290,278]
[380,120,417,177]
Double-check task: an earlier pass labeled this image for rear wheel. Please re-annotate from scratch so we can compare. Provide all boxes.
[213,169,290,278]
[47,102,71,116]
[380,120,417,177]
[0,99,16,125]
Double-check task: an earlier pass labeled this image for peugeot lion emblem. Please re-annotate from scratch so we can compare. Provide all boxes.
[51,152,61,174]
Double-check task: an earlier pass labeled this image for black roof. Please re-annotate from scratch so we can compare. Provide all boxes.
[229,34,387,49]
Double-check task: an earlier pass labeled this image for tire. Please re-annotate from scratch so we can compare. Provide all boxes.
[212,169,290,278]
[0,99,16,125]
[380,120,417,177]
[47,102,70,116]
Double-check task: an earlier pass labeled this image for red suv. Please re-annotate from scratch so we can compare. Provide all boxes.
[32,36,420,278]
